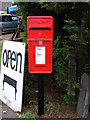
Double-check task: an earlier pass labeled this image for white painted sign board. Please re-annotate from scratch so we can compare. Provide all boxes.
[36,46,45,64]
[0,41,25,112]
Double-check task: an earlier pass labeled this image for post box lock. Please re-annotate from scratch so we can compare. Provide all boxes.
[39,41,42,45]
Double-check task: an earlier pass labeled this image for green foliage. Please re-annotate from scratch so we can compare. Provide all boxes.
[40,3,64,14]
[0,52,1,66]
[53,19,82,106]
[17,2,50,34]
[44,93,53,104]
[0,100,2,105]
[62,81,79,108]
[29,101,38,112]
[45,102,61,115]
[63,94,69,105]
[44,93,62,115]
[63,19,80,48]
[16,2,89,108]
[23,86,35,103]
[17,112,36,119]
[54,35,69,88]
[44,94,62,115]
[63,94,77,108]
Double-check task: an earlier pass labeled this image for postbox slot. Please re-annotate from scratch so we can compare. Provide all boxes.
[29,28,50,30]
[28,39,52,41]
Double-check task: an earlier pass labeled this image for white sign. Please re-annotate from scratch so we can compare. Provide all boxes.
[36,46,45,64]
[0,41,25,112]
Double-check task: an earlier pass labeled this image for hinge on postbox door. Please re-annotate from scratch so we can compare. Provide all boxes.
[39,41,42,45]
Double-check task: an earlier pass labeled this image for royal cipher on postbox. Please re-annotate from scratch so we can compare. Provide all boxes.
[27,16,53,73]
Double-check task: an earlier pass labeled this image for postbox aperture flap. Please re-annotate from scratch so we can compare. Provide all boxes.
[28,16,52,28]
[27,16,53,41]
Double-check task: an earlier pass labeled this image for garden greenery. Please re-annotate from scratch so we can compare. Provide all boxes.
[17,2,89,107]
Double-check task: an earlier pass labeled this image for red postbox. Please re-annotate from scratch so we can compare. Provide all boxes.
[27,16,53,73]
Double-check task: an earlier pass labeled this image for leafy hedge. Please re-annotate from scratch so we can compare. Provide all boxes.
[18,2,89,107]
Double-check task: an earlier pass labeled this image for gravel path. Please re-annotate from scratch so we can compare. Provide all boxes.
[0,32,13,43]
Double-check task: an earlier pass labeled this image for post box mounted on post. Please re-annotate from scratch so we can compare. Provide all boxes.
[27,16,53,116]
[27,16,53,73]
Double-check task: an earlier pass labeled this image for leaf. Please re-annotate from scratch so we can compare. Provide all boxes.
[71,92,75,96]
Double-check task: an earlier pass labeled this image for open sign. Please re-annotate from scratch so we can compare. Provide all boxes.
[0,41,25,112]
[2,49,22,73]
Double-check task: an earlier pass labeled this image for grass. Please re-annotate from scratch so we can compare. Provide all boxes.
[20,32,27,43]
[0,52,1,67]
[0,100,2,105]
[0,43,3,51]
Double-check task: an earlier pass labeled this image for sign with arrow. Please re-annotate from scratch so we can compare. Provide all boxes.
[0,41,25,112]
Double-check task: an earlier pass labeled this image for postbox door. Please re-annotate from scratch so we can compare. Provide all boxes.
[27,16,53,73]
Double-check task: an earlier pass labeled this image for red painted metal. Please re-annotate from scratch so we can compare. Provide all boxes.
[27,16,53,73]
